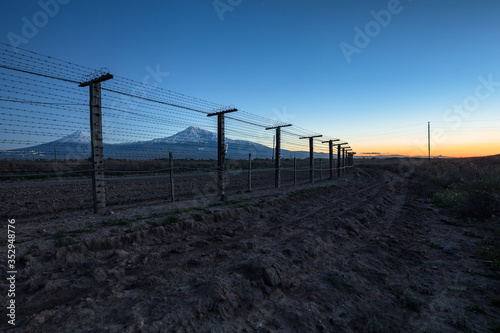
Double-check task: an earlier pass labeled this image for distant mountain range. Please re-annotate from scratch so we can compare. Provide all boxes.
[1,126,330,160]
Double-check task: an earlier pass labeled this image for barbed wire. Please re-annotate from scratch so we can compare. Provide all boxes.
[0,44,354,178]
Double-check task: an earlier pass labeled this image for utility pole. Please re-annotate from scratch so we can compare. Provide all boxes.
[299,135,322,183]
[266,124,292,188]
[79,72,113,214]
[207,107,238,201]
[322,139,340,179]
[428,121,431,161]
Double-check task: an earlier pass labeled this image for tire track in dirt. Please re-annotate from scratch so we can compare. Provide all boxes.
[230,170,410,331]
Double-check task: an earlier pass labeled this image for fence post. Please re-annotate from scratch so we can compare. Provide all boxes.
[337,145,341,177]
[90,82,105,213]
[217,113,226,200]
[329,141,333,179]
[299,135,322,184]
[293,157,296,186]
[79,73,113,214]
[323,139,340,180]
[248,153,252,192]
[275,127,281,187]
[265,124,291,188]
[340,147,343,175]
[309,138,314,183]
[343,147,346,175]
[207,108,238,201]
[169,152,175,202]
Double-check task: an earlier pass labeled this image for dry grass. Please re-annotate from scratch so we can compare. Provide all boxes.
[360,156,500,221]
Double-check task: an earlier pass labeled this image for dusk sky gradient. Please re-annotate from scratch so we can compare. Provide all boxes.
[1,0,499,157]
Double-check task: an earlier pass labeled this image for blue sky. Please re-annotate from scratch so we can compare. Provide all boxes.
[1,0,499,156]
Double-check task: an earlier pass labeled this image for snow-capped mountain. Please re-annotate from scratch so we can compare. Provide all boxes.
[1,130,92,159]
[151,126,217,144]
[54,130,91,145]
[1,127,327,160]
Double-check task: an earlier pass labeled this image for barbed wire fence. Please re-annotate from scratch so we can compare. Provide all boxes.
[0,42,355,216]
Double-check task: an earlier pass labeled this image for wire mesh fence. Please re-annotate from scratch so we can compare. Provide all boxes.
[0,42,355,217]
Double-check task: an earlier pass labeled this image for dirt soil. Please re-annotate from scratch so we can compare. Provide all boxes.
[0,167,313,218]
[1,167,499,332]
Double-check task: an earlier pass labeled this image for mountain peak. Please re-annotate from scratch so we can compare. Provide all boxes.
[56,130,91,144]
[152,127,217,144]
